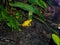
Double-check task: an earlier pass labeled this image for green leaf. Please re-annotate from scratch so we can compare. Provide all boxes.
[28,0,47,8]
[28,0,36,4]
[10,2,39,14]
[6,16,20,31]
[52,34,60,45]
[37,0,47,8]
[10,2,45,20]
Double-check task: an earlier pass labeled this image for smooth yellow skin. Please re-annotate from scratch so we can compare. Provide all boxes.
[21,19,32,27]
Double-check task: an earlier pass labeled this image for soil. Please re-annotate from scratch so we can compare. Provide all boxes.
[0,19,51,45]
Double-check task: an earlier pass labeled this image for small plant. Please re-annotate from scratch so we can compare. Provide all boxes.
[0,0,23,31]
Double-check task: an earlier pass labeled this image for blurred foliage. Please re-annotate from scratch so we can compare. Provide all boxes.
[0,0,47,31]
[0,0,23,31]
[0,0,59,44]
[28,0,47,8]
[0,0,59,35]
[52,34,60,45]
[10,2,45,20]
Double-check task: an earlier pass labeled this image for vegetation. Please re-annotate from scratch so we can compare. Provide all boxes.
[0,0,47,31]
[0,0,60,44]
[52,34,60,45]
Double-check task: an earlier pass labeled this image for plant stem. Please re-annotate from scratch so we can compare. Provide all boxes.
[33,16,58,35]
[28,11,33,19]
